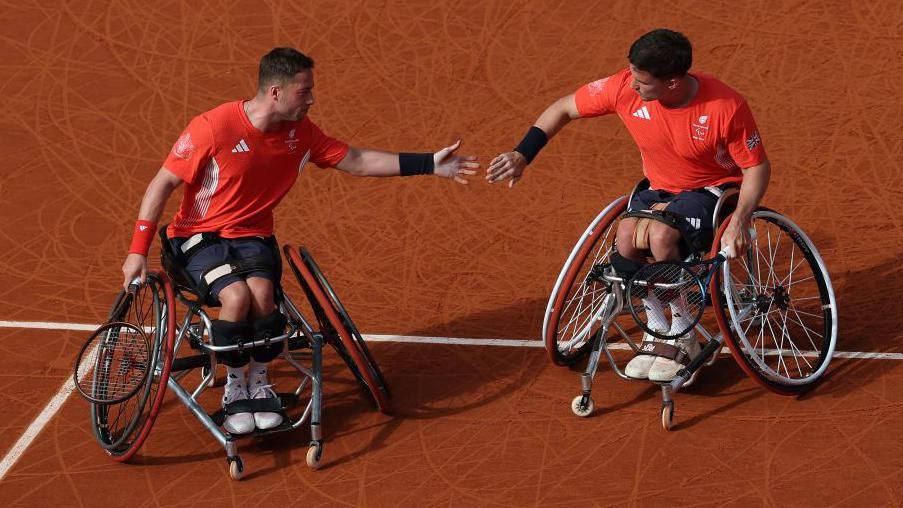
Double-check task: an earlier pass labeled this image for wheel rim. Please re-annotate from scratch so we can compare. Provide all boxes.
[720,211,837,387]
[544,197,626,363]
[283,246,390,413]
[301,248,391,400]
[91,272,175,460]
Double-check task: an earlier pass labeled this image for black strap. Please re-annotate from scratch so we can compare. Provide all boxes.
[223,397,283,414]
[637,341,691,365]
[193,255,277,301]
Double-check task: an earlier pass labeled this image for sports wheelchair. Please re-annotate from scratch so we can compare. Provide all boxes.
[543,180,838,429]
[83,232,390,480]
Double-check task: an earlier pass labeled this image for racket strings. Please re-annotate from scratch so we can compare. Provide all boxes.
[629,262,706,338]
[77,325,151,403]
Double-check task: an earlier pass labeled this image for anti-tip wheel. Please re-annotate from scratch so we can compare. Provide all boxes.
[306,444,323,469]
[661,403,674,431]
[571,395,594,417]
[228,457,244,480]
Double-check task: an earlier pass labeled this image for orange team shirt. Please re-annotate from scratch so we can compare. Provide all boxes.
[574,68,766,193]
[162,101,349,238]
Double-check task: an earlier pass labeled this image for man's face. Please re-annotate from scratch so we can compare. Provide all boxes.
[629,65,672,102]
[274,70,315,121]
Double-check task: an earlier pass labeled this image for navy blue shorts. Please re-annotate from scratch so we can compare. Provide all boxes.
[168,236,280,301]
[628,188,721,252]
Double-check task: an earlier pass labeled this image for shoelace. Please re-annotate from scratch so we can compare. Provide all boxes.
[250,383,277,400]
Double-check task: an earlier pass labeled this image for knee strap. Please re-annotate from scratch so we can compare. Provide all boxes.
[211,319,252,348]
[195,255,276,301]
[609,252,645,279]
[252,311,288,340]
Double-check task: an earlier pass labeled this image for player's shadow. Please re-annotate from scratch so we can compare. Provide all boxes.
[793,249,903,399]
[248,297,552,472]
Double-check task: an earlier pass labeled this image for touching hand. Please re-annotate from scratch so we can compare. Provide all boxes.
[433,140,479,184]
[487,151,527,188]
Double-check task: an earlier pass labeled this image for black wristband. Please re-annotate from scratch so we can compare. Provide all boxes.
[513,126,548,164]
[399,153,435,176]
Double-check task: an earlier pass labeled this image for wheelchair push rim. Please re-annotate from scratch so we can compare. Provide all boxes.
[90,271,176,461]
[711,210,838,394]
[283,245,390,413]
[543,196,627,365]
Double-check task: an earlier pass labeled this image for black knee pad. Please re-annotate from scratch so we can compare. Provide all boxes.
[250,311,287,363]
[609,251,645,279]
[210,319,252,367]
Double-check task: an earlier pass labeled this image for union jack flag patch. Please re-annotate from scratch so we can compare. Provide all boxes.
[746,131,761,150]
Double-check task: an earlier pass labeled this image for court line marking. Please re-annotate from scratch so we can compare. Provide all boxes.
[0,319,900,480]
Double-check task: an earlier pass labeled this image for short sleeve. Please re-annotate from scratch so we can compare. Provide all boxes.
[574,69,628,118]
[725,101,767,168]
[162,116,214,184]
[307,120,350,168]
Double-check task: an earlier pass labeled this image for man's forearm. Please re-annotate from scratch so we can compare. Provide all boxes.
[533,95,579,139]
[137,171,180,223]
[338,148,404,177]
[733,160,771,221]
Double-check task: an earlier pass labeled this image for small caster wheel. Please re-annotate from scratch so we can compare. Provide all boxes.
[661,402,674,431]
[228,456,244,480]
[306,442,323,469]
[571,395,594,417]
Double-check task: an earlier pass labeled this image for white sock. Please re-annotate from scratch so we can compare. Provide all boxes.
[248,359,269,388]
[643,296,669,335]
[224,365,247,403]
[669,300,694,336]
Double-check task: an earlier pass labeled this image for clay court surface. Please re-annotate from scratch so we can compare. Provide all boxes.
[1,0,902,506]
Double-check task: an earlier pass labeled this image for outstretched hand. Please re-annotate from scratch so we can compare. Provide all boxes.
[433,140,479,184]
[486,151,527,188]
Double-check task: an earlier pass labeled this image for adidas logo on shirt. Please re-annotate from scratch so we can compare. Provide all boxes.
[232,139,250,153]
[632,106,651,120]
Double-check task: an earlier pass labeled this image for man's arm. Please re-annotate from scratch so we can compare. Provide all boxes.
[721,159,771,257]
[121,167,183,287]
[333,140,479,184]
[487,93,582,187]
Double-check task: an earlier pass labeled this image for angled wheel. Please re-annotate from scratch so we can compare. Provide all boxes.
[571,395,594,417]
[284,245,390,413]
[711,211,837,394]
[544,197,627,365]
[90,271,175,461]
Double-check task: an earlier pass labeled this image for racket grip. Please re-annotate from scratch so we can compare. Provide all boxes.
[718,228,758,258]
[128,277,143,290]
[670,339,722,391]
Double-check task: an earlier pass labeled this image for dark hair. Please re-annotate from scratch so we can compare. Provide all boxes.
[258,48,315,91]
[628,29,692,79]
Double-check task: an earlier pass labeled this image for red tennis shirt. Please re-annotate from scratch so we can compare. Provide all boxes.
[162,101,349,238]
[574,68,766,193]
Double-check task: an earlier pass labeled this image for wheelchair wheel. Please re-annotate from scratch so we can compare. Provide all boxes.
[711,210,837,394]
[284,246,390,413]
[90,271,175,461]
[544,196,627,365]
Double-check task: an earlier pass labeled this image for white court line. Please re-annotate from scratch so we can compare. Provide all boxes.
[0,319,901,480]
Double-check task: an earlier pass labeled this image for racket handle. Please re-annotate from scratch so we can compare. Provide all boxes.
[718,228,758,258]
[128,277,143,290]
[670,339,723,391]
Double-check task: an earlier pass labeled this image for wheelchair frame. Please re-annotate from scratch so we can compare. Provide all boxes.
[86,244,390,480]
[544,182,838,430]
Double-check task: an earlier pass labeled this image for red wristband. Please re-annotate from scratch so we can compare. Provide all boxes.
[128,220,158,256]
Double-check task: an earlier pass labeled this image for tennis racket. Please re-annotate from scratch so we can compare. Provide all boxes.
[627,232,754,340]
[73,321,151,405]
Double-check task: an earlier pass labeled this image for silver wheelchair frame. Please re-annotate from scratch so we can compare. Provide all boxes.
[164,287,325,480]
[544,181,838,430]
